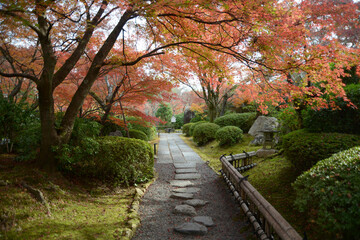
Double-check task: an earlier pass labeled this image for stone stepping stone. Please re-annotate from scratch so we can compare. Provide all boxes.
[172,187,200,194]
[174,222,207,235]
[192,216,215,227]
[174,163,196,169]
[169,180,193,187]
[173,205,197,216]
[175,173,201,180]
[176,168,197,174]
[170,192,194,199]
[183,199,209,207]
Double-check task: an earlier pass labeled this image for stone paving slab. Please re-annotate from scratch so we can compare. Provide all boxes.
[172,187,201,194]
[170,192,194,199]
[192,216,215,227]
[175,173,201,180]
[175,168,198,174]
[174,163,196,169]
[169,180,194,187]
[183,199,209,207]
[173,205,197,216]
[174,222,208,235]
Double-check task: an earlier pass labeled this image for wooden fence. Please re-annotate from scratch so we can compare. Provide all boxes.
[220,153,302,240]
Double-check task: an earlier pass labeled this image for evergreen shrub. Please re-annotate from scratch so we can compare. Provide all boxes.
[216,126,243,146]
[182,123,194,137]
[66,137,154,186]
[214,112,256,133]
[193,123,220,146]
[128,117,156,140]
[303,84,360,134]
[189,121,207,136]
[129,129,148,141]
[282,129,360,173]
[293,147,360,239]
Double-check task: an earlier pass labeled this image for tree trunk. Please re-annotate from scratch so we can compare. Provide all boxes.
[219,93,229,117]
[37,83,60,172]
[207,103,217,123]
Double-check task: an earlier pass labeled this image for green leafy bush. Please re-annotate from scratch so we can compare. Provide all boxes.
[303,83,360,134]
[0,95,39,156]
[71,137,154,186]
[71,117,102,144]
[276,107,301,134]
[182,123,194,137]
[293,147,360,239]
[189,121,207,136]
[174,113,184,129]
[190,111,209,123]
[214,112,256,133]
[55,117,101,168]
[193,123,220,146]
[128,117,157,140]
[215,126,243,146]
[129,129,148,141]
[100,119,126,136]
[282,129,360,173]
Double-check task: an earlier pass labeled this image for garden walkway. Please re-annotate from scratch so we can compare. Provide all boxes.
[133,133,250,240]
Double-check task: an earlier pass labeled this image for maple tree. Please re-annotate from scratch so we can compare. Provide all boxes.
[161,50,239,122]
[0,0,358,171]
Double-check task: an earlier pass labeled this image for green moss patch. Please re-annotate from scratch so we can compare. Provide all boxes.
[0,156,146,240]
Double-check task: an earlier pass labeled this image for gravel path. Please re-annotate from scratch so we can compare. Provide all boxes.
[133,133,250,240]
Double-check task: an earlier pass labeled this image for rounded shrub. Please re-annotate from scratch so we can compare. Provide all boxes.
[182,123,194,137]
[189,121,207,136]
[214,112,256,133]
[282,129,360,173]
[129,129,148,141]
[216,126,243,146]
[193,123,220,146]
[293,147,360,239]
[71,137,154,186]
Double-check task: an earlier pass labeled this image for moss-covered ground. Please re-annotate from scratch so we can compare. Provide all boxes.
[180,134,316,239]
[0,135,161,240]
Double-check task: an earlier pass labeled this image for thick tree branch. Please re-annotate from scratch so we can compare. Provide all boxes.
[52,1,109,90]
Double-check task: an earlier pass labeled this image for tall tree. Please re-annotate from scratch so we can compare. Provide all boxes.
[0,0,358,171]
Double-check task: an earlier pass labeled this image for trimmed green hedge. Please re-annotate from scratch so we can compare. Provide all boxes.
[193,123,220,146]
[214,112,256,133]
[282,129,360,173]
[293,147,360,239]
[216,126,243,146]
[189,121,207,136]
[182,123,194,137]
[69,137,154,186]
[129,129,148,141]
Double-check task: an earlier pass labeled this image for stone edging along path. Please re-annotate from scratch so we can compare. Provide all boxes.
[132,133,250,240]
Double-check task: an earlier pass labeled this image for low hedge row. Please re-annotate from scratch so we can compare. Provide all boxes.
[293,147,360,239]
[282,129,360,173]
[59,136,154,186]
